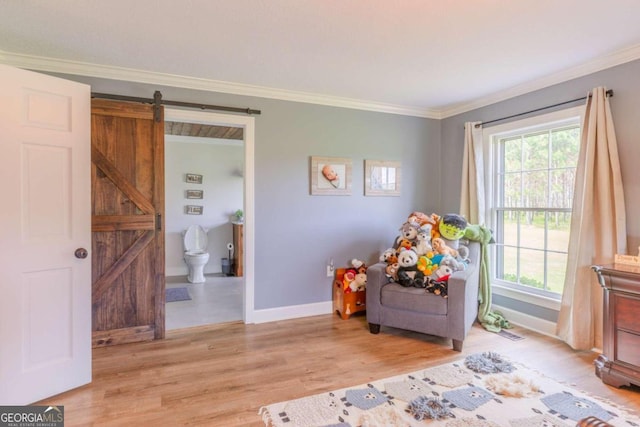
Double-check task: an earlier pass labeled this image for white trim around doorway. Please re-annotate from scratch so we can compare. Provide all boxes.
[165,108,255,324]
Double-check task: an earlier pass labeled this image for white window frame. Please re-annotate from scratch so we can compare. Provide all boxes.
[482,106,584,310]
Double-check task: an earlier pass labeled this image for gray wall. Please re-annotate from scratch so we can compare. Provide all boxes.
[441,58,640,320]
[54,73,440,311]
[51,58,640,318]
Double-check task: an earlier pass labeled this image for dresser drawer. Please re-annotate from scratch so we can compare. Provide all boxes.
[615,295,640,333]
[617,330,640,366]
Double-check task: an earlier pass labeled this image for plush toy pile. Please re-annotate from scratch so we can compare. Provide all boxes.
[342,258,368,293]
[379,212,471,297]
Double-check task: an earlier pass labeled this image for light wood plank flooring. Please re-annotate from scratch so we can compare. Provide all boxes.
[38,314,639,426]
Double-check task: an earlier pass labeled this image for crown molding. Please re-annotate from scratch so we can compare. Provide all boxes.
[439,43,640,118]
[0,50,439,119]
[3,43,639,121]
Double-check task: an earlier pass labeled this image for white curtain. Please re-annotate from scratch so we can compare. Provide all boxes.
[557,87,627,350]
[460,121,485,225]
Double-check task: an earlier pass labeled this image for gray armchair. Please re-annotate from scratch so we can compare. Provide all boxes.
[366,241,480,351]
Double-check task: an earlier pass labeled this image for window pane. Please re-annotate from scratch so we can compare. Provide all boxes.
[547,213,571,252]
[499,211,519,247]
[523,131,549,170]
[550,169,575,209]
[502,172,522,208]
[518,248,545,290]
[551,127,580,168]
[490,111,579,300]
[520,211,546,251]
[522,171,547,208]
[503,136,521,172]
[497,245,518,283]
[547,252,567,294]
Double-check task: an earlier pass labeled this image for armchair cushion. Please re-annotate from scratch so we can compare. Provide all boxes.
[381,283,448,315]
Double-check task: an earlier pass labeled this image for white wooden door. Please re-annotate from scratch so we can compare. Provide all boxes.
[0,64,91,404]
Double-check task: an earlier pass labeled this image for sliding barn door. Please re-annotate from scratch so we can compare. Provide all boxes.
[91,99,165,347]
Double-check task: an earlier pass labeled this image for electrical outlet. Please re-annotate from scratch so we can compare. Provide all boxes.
[326,259,334,277]
[326,264,334,277]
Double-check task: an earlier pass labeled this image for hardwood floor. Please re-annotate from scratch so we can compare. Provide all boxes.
[39,314,639,426]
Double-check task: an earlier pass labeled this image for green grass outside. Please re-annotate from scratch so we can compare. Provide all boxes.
[498,220,570,294]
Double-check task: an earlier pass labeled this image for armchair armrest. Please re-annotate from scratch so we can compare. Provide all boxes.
[365,262,389,325]
[446,241,481,340]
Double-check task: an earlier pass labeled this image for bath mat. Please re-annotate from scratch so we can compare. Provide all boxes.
[166,287,191,302]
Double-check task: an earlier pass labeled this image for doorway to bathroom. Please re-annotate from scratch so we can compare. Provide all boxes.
[163,108,255,330]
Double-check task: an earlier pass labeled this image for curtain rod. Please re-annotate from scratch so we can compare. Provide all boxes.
[91,91,262,118]
[474,89,613,128]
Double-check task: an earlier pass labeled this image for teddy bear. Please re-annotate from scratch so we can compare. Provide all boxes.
[396,248,425,288]
[432,237,459,258]
[399,220,420,241]
[385,262,399,282]
[350,271,367,292]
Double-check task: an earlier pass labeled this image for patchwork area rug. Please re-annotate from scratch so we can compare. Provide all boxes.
[260,352,639,426]
[165,287,191,302]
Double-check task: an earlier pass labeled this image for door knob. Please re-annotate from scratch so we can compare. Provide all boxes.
[75,248,88,259]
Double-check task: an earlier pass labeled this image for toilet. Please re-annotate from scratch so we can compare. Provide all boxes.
[183,225,210,283]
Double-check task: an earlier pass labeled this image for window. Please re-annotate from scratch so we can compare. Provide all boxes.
[484,107,583,300]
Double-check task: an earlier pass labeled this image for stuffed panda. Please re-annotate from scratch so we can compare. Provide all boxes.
[396,248,425,288]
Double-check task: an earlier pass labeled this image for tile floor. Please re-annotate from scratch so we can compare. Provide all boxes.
[165,274,243,330]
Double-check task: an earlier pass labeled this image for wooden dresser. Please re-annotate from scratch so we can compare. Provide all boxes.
[232,223,243,277]
[592,264,640,388]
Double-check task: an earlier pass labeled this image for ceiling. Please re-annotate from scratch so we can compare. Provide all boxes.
[2,1,640,118]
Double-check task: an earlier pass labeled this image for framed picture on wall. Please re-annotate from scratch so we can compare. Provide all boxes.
[185,205,203,215]
[185,173,203,184]
[310,156,352,195]
[364,160,401,196]
[186,189,203,199]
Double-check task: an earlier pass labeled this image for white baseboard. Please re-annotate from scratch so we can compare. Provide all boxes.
[165,266,223,277]
[165,267,187,277]
[492,304,559,339]
[252,301,333,324]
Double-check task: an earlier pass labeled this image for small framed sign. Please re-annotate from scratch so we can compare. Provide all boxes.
[185,205,203,215]
[186,173,203,184]
[186,189,203,199]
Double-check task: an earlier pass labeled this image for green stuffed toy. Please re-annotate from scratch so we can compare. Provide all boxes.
[439,213,468,241]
